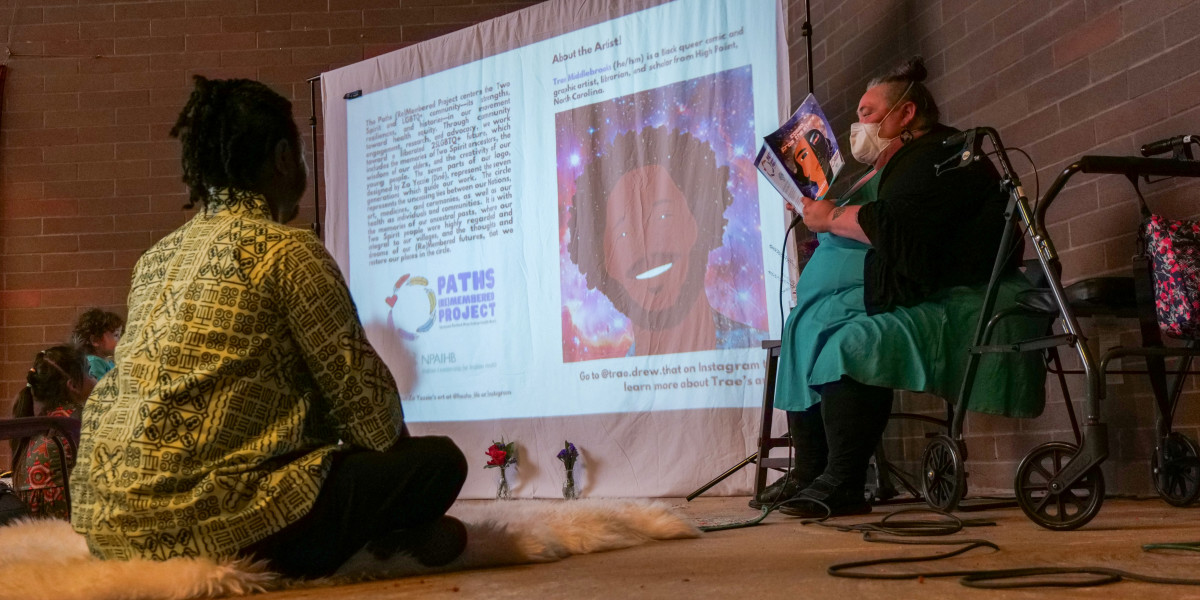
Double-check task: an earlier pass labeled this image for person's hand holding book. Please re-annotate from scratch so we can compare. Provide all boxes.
[799,197,834,232]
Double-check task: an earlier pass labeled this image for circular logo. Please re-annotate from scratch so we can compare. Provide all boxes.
[385,274,436,340]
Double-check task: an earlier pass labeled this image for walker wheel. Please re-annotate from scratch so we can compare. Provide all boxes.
[921,435,966,512]
[1015,442,1104,531]
[1152,432,1200,507]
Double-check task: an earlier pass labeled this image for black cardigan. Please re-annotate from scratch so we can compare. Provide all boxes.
[856,124,1012,314]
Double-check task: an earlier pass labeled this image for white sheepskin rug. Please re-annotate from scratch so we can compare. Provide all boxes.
[1,499,699,600]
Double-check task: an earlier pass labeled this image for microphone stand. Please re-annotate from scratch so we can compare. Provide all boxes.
[306,75,323,238]
[803,0,814,95]
[686,3,815,501]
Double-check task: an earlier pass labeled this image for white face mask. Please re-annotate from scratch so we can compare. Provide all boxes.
[849,82,914,165]
[849,122,894,165]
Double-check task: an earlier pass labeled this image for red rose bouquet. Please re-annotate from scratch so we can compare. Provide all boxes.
[484,439,517,469]
[485,439,517,500]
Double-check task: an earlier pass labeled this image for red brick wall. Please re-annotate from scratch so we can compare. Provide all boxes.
[789,0,1200,495]
[2,0,1198,497]
[0,0,541,467]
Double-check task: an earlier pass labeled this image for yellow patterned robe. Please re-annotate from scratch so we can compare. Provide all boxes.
[70,190,405,560]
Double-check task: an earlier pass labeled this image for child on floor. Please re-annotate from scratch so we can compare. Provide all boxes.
[10,345,96,520]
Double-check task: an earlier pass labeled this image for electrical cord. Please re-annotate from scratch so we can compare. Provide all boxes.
[1144,541,1200,553]
[697,506,770,532]
[959,565,1200,589]
[698,419,801,532]
[829,538,1000,581]
[823,510,1200,589]
[983,144,1039,213]
[778,212,804,330]
[982,145,1038,271]
[1008,146,1040,208]
[697,214,807,534]
[810,507,993,536]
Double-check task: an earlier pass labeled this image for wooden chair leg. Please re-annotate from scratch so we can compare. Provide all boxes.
[754,340,791,497]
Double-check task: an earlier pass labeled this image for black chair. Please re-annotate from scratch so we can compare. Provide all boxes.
[748,339,930,502]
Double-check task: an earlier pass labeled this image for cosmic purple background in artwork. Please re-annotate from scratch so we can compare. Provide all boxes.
[557,66,765,362]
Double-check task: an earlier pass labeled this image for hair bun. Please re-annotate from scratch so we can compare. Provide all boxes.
[899,57,928,83]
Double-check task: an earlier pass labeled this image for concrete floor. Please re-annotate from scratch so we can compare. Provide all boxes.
[262,496,1200,599]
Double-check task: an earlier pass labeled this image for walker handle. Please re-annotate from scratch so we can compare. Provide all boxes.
[1141,134,1197,157]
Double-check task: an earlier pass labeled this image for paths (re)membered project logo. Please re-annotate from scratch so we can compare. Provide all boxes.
[386,269,498,339]
[386,274,437,340]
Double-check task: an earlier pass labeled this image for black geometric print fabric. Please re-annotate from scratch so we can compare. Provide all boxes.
[70,189,405,560]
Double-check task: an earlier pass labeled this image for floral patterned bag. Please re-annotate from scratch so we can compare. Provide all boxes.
[1145,214,1200,339]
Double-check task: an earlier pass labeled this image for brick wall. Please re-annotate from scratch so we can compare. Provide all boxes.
[0,0,541,467]
[2,0,1198,497]
[790,0,1200,496]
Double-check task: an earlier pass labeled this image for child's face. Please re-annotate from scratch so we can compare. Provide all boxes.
[97,328,121,355]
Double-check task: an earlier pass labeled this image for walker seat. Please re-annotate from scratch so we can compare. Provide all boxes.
[922,130,1200,530]
[1016,277,1138,318]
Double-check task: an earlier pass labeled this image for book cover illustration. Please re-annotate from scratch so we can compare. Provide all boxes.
[755,93,844,211]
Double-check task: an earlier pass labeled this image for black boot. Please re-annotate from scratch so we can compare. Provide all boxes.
[779,377,892,518]
[366,515,468,567]
[749,404,827,509]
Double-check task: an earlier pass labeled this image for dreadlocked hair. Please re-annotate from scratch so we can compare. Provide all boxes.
[170,76,299,209]
[11,345,89,452]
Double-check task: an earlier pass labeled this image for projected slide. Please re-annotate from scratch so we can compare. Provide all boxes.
[558,67,766,362]
[344,0,785,422]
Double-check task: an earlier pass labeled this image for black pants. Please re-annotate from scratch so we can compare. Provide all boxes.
[790,376,893,490]
[242,435,467,579]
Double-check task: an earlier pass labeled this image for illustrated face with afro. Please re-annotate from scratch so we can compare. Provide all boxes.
[568,127,733,330]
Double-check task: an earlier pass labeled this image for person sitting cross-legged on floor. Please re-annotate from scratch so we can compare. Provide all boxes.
[69,76,468,578]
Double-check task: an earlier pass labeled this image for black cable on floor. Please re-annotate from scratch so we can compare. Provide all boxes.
[697,506,770,532]
[828,537,1000,581]
[698,445,800,532]
[824,510,1200,589]
[1144,541,1200,553]
[809,507,994,536]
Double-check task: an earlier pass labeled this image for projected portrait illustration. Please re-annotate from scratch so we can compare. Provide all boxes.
[557,66,767,362]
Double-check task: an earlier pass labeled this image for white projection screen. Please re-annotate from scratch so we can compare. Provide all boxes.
[322,0,790,498]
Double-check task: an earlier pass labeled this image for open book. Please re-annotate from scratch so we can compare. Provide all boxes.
[755,93,844,214]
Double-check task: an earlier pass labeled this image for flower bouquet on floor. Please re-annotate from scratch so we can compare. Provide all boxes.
[485,439,518,500]
[557,441,580,500]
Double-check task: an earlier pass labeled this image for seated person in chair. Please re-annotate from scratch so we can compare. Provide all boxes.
[70,76,468,578]
[11,345,96,520]
[759,57,1046,516]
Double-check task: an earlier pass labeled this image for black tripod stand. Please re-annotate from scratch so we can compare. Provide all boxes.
[687,342,790,501]
[687,0,816,501]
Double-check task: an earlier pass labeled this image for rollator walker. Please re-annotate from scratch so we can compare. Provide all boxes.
[923,129,1200,530]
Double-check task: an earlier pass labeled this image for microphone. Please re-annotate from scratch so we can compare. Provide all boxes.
[1140,135,1195,157]
[936,127,980,176]
[942,129,969,148]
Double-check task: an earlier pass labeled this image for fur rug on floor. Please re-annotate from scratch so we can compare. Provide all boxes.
[2,499,700,600]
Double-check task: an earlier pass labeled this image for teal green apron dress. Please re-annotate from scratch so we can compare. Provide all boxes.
[774,171,1046,417]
